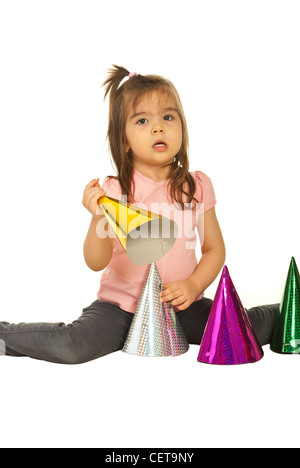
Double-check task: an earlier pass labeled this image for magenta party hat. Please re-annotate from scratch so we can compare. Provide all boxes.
[197,266,264,365]
[123,262,189,357]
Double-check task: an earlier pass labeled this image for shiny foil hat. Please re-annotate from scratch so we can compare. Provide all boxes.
[197,266,264,365]
[98,195,177,265]
[270,257,300,354]
[123,262,189,357]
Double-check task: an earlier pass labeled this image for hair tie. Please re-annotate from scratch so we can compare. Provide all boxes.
[117,72,138,90]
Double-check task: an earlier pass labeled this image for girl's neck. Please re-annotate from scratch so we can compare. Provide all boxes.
[133,162,171,182]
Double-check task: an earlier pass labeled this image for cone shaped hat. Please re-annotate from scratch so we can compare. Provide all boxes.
[270,257,300,354]
[197,266,264,365]
[123,263,189,357]
[98,195,177,265]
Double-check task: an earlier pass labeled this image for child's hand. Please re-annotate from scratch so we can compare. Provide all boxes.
[160,279,199,311]
[82,178,106,217]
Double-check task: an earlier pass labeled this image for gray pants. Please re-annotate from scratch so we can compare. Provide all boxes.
[0,298,279,365]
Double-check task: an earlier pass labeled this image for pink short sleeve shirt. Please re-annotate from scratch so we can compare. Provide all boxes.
[97,169,216,313]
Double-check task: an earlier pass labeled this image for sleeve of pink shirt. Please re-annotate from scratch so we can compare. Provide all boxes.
[193,171,217,212]
[101,176,122,198]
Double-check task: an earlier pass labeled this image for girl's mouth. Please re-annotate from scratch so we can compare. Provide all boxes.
[152,141,168,151]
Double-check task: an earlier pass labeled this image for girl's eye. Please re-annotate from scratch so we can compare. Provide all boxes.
[164,114,174,121]
[137,118,148,125]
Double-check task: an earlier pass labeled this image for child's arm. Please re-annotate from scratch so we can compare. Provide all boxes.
[160,207,226,310]
[188,206,226,295]
[82,178,114,272]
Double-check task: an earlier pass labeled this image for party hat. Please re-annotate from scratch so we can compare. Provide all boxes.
[270,257,300,354]
[98,195,177,265]
[123,262,189,357]
[197,266,264,365]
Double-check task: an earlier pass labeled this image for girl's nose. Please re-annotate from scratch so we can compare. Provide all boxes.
[151,124,165,135]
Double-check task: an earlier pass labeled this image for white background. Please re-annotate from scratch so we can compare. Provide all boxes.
[0,0,299,448]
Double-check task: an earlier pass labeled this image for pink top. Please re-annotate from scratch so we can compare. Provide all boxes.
[97,169,217,313]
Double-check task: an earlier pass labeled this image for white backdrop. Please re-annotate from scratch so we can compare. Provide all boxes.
[0,0,299,449]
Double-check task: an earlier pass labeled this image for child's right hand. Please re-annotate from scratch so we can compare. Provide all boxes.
[82,178,107,217]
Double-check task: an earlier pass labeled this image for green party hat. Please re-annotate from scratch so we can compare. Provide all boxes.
[270,257,300,354]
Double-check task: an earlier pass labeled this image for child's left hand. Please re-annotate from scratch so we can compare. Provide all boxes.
[160,280,200,311]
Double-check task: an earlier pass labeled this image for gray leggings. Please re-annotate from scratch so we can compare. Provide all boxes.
[0,298,279,365]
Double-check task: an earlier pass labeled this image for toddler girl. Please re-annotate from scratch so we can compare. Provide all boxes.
[0,65,279,364]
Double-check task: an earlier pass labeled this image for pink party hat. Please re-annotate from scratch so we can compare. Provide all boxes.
[197,266,264,365]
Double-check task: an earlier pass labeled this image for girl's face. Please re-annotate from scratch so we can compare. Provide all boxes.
[125,90,182,176]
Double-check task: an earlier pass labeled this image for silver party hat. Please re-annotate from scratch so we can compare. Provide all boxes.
[123,263,189,357]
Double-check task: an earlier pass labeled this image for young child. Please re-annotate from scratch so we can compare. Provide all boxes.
[0,65,279,364]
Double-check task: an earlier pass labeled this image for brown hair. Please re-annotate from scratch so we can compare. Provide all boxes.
[102,65,197,209]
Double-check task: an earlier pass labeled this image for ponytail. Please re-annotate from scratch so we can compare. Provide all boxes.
[102,65,131,100]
